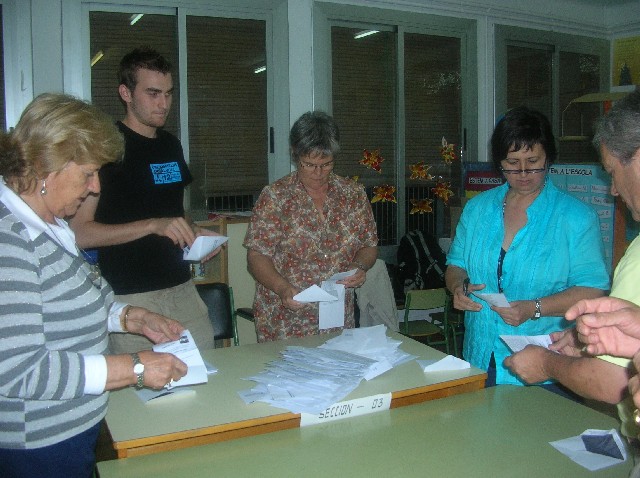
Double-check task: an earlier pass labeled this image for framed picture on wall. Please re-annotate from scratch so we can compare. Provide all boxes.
[612,36,640,87]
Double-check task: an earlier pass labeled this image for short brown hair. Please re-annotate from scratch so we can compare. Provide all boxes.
[118,46,172,92]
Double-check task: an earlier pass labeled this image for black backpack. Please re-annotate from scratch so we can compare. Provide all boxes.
[397,230,447,296]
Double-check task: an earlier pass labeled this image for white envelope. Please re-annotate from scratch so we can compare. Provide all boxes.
[183,236,228,261]
[473,292,510,308]
[294,284,338,302]
[418,355,471,372]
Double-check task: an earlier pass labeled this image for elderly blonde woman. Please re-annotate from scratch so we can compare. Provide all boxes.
[0,94,187,478]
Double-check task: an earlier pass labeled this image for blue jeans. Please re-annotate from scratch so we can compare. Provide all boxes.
[0,421,101,478]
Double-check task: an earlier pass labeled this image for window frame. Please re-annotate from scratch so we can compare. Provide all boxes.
[67,2,276,212]
[313,2,477,245]
[494,24,610,138]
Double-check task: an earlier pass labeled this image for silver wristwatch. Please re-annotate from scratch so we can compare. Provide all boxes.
[533,298,542,320]
[131,352,145,389]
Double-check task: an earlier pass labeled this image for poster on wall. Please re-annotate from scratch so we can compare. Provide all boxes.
[612,36,640,86]
[548,164,615,275]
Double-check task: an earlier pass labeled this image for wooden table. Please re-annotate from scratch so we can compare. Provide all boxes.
[105,331,486,458]
[98,386,632,477]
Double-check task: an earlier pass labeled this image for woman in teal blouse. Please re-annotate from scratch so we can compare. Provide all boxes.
[445,107,610,386]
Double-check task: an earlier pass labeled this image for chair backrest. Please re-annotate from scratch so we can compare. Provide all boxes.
[195,282,238,346]
[404,288,447,311]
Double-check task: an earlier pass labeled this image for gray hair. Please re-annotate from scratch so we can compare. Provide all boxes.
[289,111,340,162]
[593,89,640,165]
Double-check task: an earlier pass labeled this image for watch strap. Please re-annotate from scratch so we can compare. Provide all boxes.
[533,298,542,320]
[131,352,144,389]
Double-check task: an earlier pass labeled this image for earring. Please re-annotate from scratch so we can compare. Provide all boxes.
[40,180,47,195]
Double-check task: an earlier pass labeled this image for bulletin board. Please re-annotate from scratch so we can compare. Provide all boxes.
[612,36,640,86]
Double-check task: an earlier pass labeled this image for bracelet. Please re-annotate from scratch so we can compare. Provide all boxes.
[352,259,368,272]
[120,305,132,332]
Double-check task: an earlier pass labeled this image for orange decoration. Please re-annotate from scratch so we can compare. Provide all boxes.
[371,184,397,203]
[409,198,434,214]
[432,179,454,205]
[440,137,457,164]
[360,149,385,173]
[409,161,434,180]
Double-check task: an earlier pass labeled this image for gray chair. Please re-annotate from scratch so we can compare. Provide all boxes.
[196,282,239,347]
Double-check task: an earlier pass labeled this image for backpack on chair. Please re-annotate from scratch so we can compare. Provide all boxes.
[397,230,446,296]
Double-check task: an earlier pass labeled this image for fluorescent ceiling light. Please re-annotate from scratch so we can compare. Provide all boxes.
[354,30,379,39]
[90,50,104,67]
[254,66,266,74]
[130,13,144,25]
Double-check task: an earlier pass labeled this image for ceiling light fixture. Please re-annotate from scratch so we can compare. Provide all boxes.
[354,30,379,39]
[90,50,104,67]
[130,13,144,26]
[254,65,266,74]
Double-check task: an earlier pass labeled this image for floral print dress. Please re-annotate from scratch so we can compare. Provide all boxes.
[244,172,378,342]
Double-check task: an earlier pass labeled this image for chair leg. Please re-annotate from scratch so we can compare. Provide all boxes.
[452,329,459,357]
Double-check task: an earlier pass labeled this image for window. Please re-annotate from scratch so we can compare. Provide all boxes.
[404,32,462,239]
[89,8,269,218]
[89,11,179,135]
[0,5,5,131]
[330,22,467,245]
[186,15,267,212]
[496,26,608,164]
[331,27,397,245]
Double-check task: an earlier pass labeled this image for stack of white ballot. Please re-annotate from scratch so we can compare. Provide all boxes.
[238,325,415,414]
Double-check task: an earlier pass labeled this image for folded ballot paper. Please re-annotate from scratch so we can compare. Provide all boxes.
[183,235,228,261]
[550,429,627,471]
[135,330,208,403]
[293,270,357,330]
[238,325,415,414]
[500,334,552,353]
[418,355,471,372]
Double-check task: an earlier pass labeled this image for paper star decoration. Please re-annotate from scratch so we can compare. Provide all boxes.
[409,198,434,214]
[360,149,385,173]
[371,184,397,203]
[440,137,457,164]
[409,161,435,180]
[432,179,454,205]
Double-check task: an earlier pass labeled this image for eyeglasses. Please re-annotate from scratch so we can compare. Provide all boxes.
[500,160,547,175]
[299,160,334,171]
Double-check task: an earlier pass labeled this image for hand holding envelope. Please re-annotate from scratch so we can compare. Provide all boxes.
[183,235,229,261]
[293,284,339,302]
[293,270,358,330]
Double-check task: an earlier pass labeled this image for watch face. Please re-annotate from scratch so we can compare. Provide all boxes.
[133,363,144,374]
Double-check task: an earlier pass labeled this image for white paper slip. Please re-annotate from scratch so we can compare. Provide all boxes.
[153,330,208,388]
[418,355,470,372]
[135,387,196,404]
[473,292,510,308]
[294,284,339,302]
[183,235,228,261]
[328,269,357,281]
[500,334,552,353]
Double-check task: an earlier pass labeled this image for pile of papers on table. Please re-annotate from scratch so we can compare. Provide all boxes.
[238,325,415,414]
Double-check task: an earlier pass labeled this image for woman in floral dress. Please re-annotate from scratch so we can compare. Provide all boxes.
[244,111,378,342]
